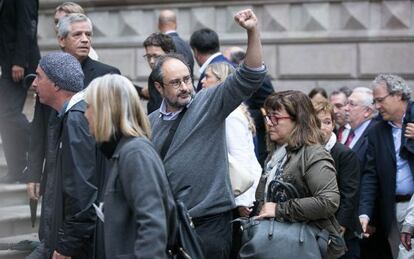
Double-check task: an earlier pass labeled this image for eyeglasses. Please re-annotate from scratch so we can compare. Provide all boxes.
[163,75,192,89]
[265,113,290,125]
[372,94,391,104]
[143,54,161,61]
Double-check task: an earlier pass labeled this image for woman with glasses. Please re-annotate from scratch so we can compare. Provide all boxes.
[84,74,176,258]
[255,90,346,259]
[201,62,262,257]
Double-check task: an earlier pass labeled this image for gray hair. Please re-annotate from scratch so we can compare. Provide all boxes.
[372,74,411,101]
[151,53,190,85]
[352,87,373,107]
[352,87,378,117]
[57,13,93,39]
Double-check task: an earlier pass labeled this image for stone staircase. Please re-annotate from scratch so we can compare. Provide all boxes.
[0,90,39,259]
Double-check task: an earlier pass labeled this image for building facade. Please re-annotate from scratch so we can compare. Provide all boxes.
[39,0,414,93]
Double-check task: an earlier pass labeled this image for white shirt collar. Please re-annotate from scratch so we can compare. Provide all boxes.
[66,90,85,113]
[158,98,193,121]
[349,119,371,148]
[199,52,222,75]
[164,30,177,35]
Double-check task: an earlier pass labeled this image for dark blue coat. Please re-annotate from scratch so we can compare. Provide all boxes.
[359,118,414,235]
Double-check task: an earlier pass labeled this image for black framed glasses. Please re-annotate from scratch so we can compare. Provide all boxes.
[143,54,161,61]
[163,75,192,89]
[372,94,391,104]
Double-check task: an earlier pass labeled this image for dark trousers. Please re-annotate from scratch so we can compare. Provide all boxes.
[194,210,233,259]
[0,78,29,180]
[230,209,242,259]
[340,237,360,259]
[360,227,392,259]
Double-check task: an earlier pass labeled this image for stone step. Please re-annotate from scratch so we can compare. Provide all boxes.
[0,184,28,207]
[0,249,28,259]
[0,205,40,239]
[0,233,38,259]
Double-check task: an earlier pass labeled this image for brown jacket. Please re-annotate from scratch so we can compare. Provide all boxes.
[256,144,346,258]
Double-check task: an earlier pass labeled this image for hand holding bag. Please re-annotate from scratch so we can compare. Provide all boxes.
[237,180,330,259]
[237,217,329,259]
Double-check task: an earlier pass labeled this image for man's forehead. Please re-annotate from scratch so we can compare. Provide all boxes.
[145,45,165,54]
[70,21,92,31]
[348,93,359,102]
[162,58,189,77]
[330,93,346,103]
[36,65,44,75]
[373,83,388,95]
[54,10,67,21]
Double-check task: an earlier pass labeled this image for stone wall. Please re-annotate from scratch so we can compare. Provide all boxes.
[38,0,414,93]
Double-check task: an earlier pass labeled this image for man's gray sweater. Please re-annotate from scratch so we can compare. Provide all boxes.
[149,64,267,218]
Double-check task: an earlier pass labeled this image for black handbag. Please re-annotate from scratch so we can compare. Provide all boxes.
[237,180,330,259]
[238,217,329,259]
[167,197,205,259]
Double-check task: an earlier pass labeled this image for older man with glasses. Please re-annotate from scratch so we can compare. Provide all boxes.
[359,74,414,259]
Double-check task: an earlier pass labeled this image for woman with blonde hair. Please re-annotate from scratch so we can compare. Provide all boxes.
[84,74,176,258]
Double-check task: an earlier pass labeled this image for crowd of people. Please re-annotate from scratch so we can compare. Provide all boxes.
[0,1,414,259]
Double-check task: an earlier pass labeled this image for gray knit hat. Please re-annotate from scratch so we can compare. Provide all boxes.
[39,52,84,92]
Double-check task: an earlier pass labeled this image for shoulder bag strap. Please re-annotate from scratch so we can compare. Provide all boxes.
[160,107,187,160]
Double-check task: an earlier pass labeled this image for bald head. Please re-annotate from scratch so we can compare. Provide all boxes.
[158,10,177,32]
[223,46,244,59]
[223,46,245,65]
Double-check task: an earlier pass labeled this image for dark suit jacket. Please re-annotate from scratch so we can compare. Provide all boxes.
[147,70,163,114]
[26,57,120,183]
[401,101,414,158]
[245,75,274,166]
[196,54,232,91]
[351,119,377,174]
[330,142,362,238]
[359,119,414,235]
[82,57,121,86]
[168,32,194,77]
[0,0,40,77]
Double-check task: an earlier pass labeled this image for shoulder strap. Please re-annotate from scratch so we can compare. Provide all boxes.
[160,107,187,160]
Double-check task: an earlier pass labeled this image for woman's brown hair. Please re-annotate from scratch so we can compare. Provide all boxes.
[264,90,324,150]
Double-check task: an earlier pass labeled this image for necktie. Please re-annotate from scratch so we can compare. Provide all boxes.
[344,130,355,147]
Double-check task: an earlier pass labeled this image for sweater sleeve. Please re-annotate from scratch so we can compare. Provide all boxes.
[203,64,267,122]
